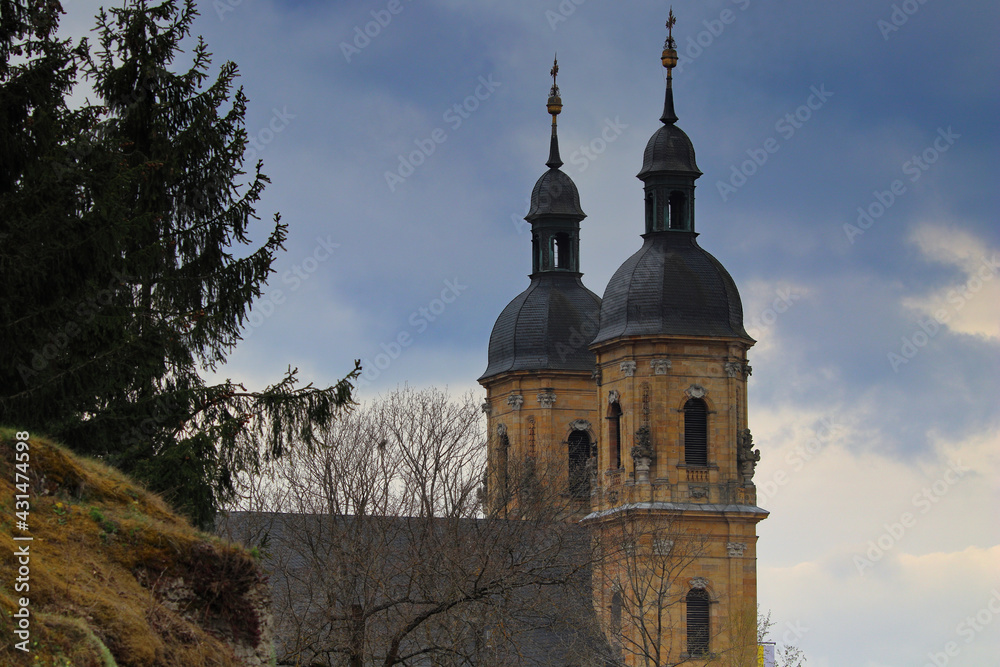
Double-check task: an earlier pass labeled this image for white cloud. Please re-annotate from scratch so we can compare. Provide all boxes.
[757,410,1000,666]
[904,223,1000,340]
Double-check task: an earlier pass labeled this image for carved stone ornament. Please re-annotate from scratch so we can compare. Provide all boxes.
[570,419,592,432]
[480,401,492,415]
[650,359,672,375]
[506,394,524,410]
[685,384,707,399]
[689,577,709,590]
[736,428,761,486]
[653,538,675,556]
[725,361,752,379]
[620,361,637,377]
[496,423,507,437]
[689,485,708,499]
[537,391,557,408]
[592,367,603,386]
[631,426,654,484]
[726,542,747,558]
[608,389,621,404]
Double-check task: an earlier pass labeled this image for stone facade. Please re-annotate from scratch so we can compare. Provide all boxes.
[481,369,599,521]
[479,15,768,664]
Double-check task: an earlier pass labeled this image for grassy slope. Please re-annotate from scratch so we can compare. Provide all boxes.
[0,428,267,666]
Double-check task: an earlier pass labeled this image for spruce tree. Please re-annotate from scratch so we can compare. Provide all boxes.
[1,0,359,527]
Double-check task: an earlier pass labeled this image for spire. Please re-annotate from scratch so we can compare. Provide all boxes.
[546,54,563,169]
[660,8,679,125]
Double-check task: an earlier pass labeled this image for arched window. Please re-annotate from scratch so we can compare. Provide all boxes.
[684,398,708,466]
[498,431,510,503]
[686,589,710,656]
[611,590,623,638]
[531,234,540,272]
[568,431,590,498]
[668,191,687,229]
[607,401,623,469]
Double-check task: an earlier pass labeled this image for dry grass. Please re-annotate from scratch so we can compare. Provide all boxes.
[0,428,267,666]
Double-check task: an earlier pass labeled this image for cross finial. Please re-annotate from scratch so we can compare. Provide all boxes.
[665,7,677,50]
[549,54,560,97]
[545,55,564,166]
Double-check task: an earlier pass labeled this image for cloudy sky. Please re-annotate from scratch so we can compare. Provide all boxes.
[60,1,1000,664]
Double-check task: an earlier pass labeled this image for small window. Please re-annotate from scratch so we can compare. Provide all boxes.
[555,232,571,270]
[607,402,623,469]
[684,398,708,466]
[611,591,623,637]
[498,432,510,502]
[686,589,710,656]
[669,191,687,229]
[568,431,590,498]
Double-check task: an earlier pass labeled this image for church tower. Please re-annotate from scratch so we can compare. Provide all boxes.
[479,60,602,521]
[584,12,767,664]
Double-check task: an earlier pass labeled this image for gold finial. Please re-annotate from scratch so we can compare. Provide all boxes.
[547,54,562,120]
[662,8,678,71]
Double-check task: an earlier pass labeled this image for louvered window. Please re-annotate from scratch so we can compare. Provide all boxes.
[684,398,708,466]
[568,431,590,498]
[686,589,710,656]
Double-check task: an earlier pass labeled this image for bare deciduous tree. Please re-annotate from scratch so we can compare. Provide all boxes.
[589,508,720,666]
[220,386,606,667]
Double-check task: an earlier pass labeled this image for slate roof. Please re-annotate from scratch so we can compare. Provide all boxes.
[591,230,752,345]
[480,273,602,381]
[526,168,586,222]
[637,122,701,178]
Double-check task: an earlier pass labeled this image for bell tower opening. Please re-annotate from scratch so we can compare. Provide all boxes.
[686,588,710,656]
[683,397,708,466]
[668,190,687,229]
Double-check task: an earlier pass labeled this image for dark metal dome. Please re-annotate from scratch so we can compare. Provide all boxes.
[592,231,751,345]
[480,273,601,380]
[526,168,585,221]
[637,123,701,178]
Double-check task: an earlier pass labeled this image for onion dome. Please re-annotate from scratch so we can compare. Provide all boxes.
[593,10,751,346]
[481,58,601,381]
[482,274,601,378]
[591,232,749,344]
